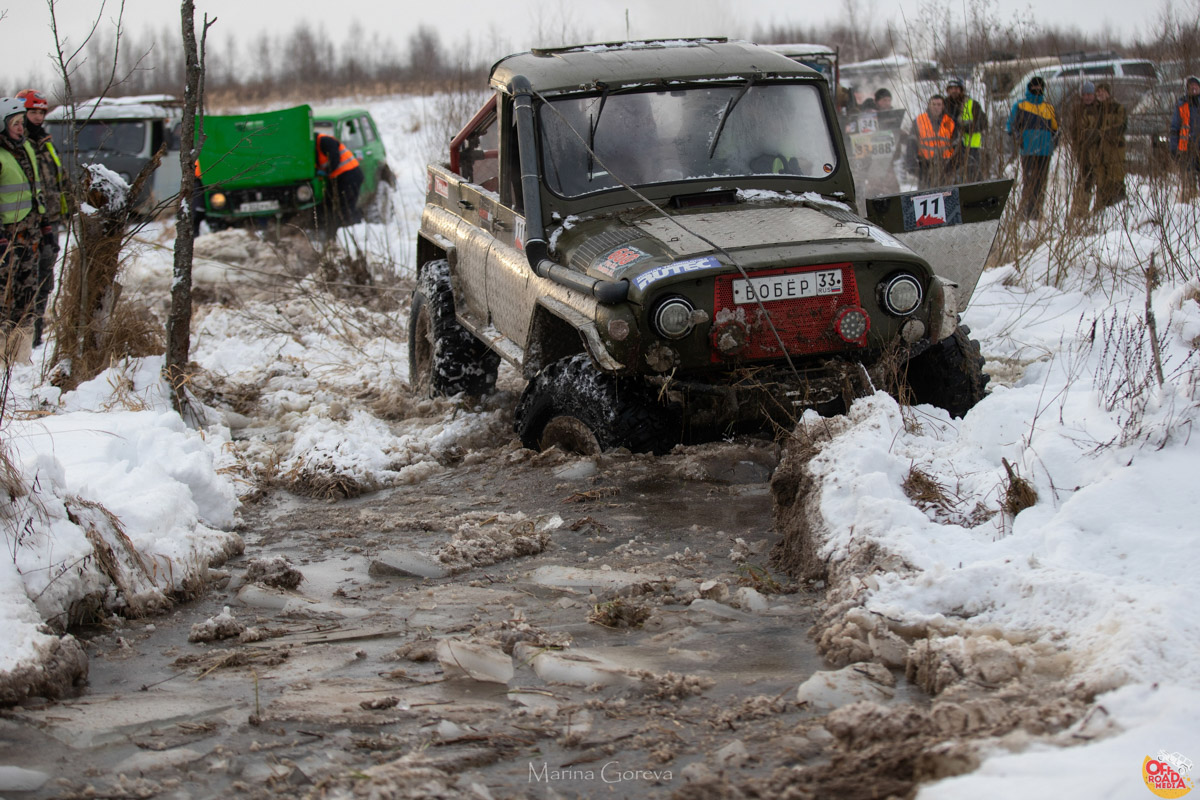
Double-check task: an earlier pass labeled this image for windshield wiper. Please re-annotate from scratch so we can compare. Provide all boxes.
[708,74,759,159]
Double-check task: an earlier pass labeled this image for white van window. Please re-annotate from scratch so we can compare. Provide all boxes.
[1083,65,1115,76]
[1123,62,1157,78]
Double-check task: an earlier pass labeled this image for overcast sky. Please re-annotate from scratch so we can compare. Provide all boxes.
[0,0,1175,86]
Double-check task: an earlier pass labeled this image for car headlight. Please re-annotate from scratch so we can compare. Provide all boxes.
[653,296,695,339]
[880,273,923,316]
[210,192,227,209]
[297,184,314,202]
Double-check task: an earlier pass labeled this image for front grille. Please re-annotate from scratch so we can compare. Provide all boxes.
[710,263,863,363]
[223,185,303,211]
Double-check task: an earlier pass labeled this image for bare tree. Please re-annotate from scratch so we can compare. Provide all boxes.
[164,0,213,416]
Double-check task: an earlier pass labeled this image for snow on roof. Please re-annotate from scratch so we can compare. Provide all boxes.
[45,95,182,121]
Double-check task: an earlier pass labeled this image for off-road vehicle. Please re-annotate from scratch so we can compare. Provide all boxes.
[410,38,1010,453]
[199,105,395,227]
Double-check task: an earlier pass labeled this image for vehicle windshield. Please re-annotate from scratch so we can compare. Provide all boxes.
[46,120,147,155]
[538,83,838,197]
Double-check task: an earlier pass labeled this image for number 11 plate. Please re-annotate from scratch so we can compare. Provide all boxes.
[732,269,843,304]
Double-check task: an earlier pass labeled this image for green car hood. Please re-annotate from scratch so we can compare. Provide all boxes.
[199,105,315,188]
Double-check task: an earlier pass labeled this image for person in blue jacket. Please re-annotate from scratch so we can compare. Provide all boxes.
[1007,76,1059,220]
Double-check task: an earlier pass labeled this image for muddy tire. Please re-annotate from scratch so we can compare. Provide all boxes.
[902,325,989,418]
[514,353,678,454]
[408,259,499,397]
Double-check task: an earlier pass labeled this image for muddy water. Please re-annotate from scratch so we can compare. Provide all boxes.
[0,441,924,799]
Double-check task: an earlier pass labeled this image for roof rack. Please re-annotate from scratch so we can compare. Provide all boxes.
[530,37,728,57]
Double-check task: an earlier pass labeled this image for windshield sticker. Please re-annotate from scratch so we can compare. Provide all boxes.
[595,245,652,276]
[633,256,721,290]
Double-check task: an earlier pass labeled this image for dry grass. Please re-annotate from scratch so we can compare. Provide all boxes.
[1000,458,1038,517]
[587,598,651,629]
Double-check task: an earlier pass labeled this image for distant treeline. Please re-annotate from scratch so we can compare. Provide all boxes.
[9,1,1199,105]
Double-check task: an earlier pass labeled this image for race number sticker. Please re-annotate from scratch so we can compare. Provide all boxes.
[902,188,962,230]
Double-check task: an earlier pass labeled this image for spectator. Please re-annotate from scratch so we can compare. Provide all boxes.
[944,76,989,181]
[0,97,48,362]
[316,132,364,232]
[909,95,957,189]
[15,89,66,347]
[1170,75,1200,202]
[1093,82,1127,209]
[1006,76,1059,220]
[1066,81,1101,215]
[874,88,893,111]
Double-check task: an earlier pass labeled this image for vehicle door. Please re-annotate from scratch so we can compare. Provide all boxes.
[450,96,503,328]
[149,118,182,213]
[355,115,384,196]
[337,114,367,187]
[483,95,536,351]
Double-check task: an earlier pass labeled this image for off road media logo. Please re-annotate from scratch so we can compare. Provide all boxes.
[1144,750,1194,797]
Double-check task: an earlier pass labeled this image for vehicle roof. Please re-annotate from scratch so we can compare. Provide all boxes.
[45,97,180,121]
[312,108,371,121]
[490,39,819,94]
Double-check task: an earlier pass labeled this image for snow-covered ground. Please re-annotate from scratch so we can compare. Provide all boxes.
[2,91,1200,797]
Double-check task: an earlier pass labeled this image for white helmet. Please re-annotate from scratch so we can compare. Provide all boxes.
[0,97,25,125]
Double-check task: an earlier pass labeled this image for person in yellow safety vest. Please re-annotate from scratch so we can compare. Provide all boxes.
[944,77,989,182]
[1170,76,1200,201]
[909,94,958,189]
[316,132,364,233]
[0,97,47,362]
[16,90,66,347]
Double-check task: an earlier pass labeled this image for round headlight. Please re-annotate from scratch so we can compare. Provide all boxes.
[653,297,695,339]
[210,192,227,209]
[297,184,314,202]
[835,307,871,343]
[880,273,923,316]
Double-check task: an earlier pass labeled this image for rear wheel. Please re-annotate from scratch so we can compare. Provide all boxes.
[407,259,499,397]
[902,325,989,418]
[514,353,678,455]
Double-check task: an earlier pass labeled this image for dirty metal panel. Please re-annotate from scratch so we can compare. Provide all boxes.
[635,206,868,257]
[889,219,1001,302]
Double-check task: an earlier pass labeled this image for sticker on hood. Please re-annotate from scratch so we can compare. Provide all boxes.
[594,245,652,276]
[633,255,721,291]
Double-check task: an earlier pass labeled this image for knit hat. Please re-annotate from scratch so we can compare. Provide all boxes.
[1187,75,1200,90]
[946,76,965,90]
[1081,81,1096,95]
[1028,76,1046,93]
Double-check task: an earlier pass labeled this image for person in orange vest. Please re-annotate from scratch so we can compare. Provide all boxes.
[1170,75,1200,202]
[316,132,363,231]
[908,95,957,189]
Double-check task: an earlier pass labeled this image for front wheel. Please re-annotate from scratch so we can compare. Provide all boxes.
[408,259,499,398]
[514,353,678,455]
[901,325,989,418]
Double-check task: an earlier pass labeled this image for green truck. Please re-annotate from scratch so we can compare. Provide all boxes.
[198,105,394,227]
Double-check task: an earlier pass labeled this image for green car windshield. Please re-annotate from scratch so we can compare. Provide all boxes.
[538,82,838,197]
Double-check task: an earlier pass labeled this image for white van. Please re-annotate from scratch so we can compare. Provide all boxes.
[46,94,185,217]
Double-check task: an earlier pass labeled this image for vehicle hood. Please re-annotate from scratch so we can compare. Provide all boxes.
[554,203,917,298]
